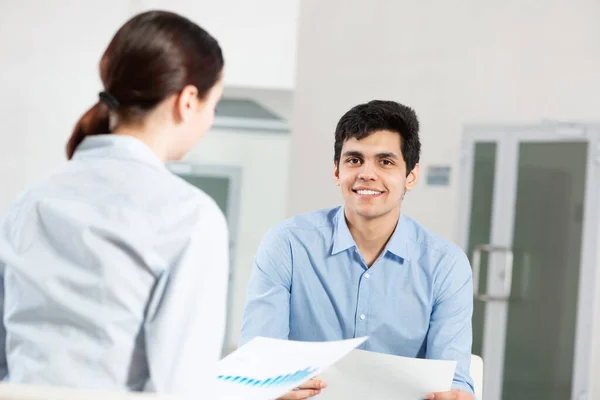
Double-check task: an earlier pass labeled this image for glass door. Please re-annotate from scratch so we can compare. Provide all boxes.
[459,126,600,400]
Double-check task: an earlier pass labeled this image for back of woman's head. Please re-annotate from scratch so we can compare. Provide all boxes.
[66,10,224,159]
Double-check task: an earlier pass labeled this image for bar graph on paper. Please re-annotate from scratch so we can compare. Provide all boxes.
[217,366,317,388]
[214,337,368,399]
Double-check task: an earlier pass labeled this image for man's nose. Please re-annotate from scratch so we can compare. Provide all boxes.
[357,162,378,181]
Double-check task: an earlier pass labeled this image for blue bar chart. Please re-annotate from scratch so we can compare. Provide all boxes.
[217,366,318,388]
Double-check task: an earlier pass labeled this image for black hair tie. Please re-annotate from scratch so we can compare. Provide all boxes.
[99,91,120,109]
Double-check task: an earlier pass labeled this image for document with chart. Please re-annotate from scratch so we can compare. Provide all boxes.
[316,348,457,400]
[214,336,367,400]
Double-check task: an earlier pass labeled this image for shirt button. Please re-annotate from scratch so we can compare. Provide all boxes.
[360,314,366,320]
[364,273,370,279]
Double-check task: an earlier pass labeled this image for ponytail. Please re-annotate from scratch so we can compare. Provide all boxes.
[66,101,110,160]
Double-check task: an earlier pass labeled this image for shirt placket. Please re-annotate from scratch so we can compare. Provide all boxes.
[353,248,371,348]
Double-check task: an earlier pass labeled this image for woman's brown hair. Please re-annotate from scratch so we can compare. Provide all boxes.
[66,10,224,159]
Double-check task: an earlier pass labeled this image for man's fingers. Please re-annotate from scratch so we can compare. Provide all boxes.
[297,379,327,390]
[275,379,328,399]
[276,379,327,400]
[426,389,460,399]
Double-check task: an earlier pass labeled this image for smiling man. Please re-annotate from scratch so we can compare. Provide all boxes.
[239,101,475,400]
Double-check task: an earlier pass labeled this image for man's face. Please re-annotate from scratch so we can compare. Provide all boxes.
[334,130,419,222]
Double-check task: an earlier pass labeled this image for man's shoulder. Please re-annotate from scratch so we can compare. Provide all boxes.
[255,207,340,265]
[272,206,340,235]
[403,215,467,263]
[259,206,340,249]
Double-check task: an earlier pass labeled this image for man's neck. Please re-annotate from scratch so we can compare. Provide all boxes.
[345,207,400,267]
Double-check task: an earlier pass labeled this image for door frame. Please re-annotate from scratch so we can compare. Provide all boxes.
[167,161,243,355]
[457,123,600,400]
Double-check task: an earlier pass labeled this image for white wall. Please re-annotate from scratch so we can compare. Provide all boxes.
[0,0,133,213]
[183,128,290,349]
[133,0,299,89]
[288,0,600,397]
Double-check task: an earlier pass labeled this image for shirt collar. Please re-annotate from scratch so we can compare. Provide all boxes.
[386,213,410,261]
[331,206,411,261]
[332,206,356,255]
[72,134,166,170]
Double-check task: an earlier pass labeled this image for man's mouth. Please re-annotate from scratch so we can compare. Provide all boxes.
[353,189,383,196]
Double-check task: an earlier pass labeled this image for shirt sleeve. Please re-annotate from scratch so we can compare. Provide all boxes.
[238,226,292,346]
[426,249,475,395]
[143,201,229,399]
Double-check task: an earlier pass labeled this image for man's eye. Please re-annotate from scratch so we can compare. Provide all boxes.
[348,158,360,164]
[381,159,393,166]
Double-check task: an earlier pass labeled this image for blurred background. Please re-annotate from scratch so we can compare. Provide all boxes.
[1,1,599,400]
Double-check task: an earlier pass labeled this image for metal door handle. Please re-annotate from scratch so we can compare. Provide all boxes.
[472,244,514,302]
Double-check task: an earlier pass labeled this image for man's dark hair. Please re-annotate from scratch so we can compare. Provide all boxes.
[333,100,421,175]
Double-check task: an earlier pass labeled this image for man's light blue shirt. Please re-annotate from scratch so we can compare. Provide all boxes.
[240,206,474,394]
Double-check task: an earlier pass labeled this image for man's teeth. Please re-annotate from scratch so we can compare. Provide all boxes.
[356,190,381,195]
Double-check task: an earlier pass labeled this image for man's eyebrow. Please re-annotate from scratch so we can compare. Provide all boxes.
[342,151,363,158]
[342,151,400,159]
[376,152,399,160]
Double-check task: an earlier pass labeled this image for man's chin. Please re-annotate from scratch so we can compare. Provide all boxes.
[355,208,384,220]
[349,204,399,221]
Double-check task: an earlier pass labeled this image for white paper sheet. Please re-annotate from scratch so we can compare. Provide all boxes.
[316,349,457,400]
[214,336,367,400]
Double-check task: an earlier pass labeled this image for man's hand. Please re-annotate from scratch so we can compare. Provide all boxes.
[426,389,474,400]
[276,378,327,400]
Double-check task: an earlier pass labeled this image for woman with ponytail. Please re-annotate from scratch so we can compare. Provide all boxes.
[0,10,227,398]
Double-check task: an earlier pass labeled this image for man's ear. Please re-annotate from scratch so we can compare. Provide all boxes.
[405,163,420,191]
